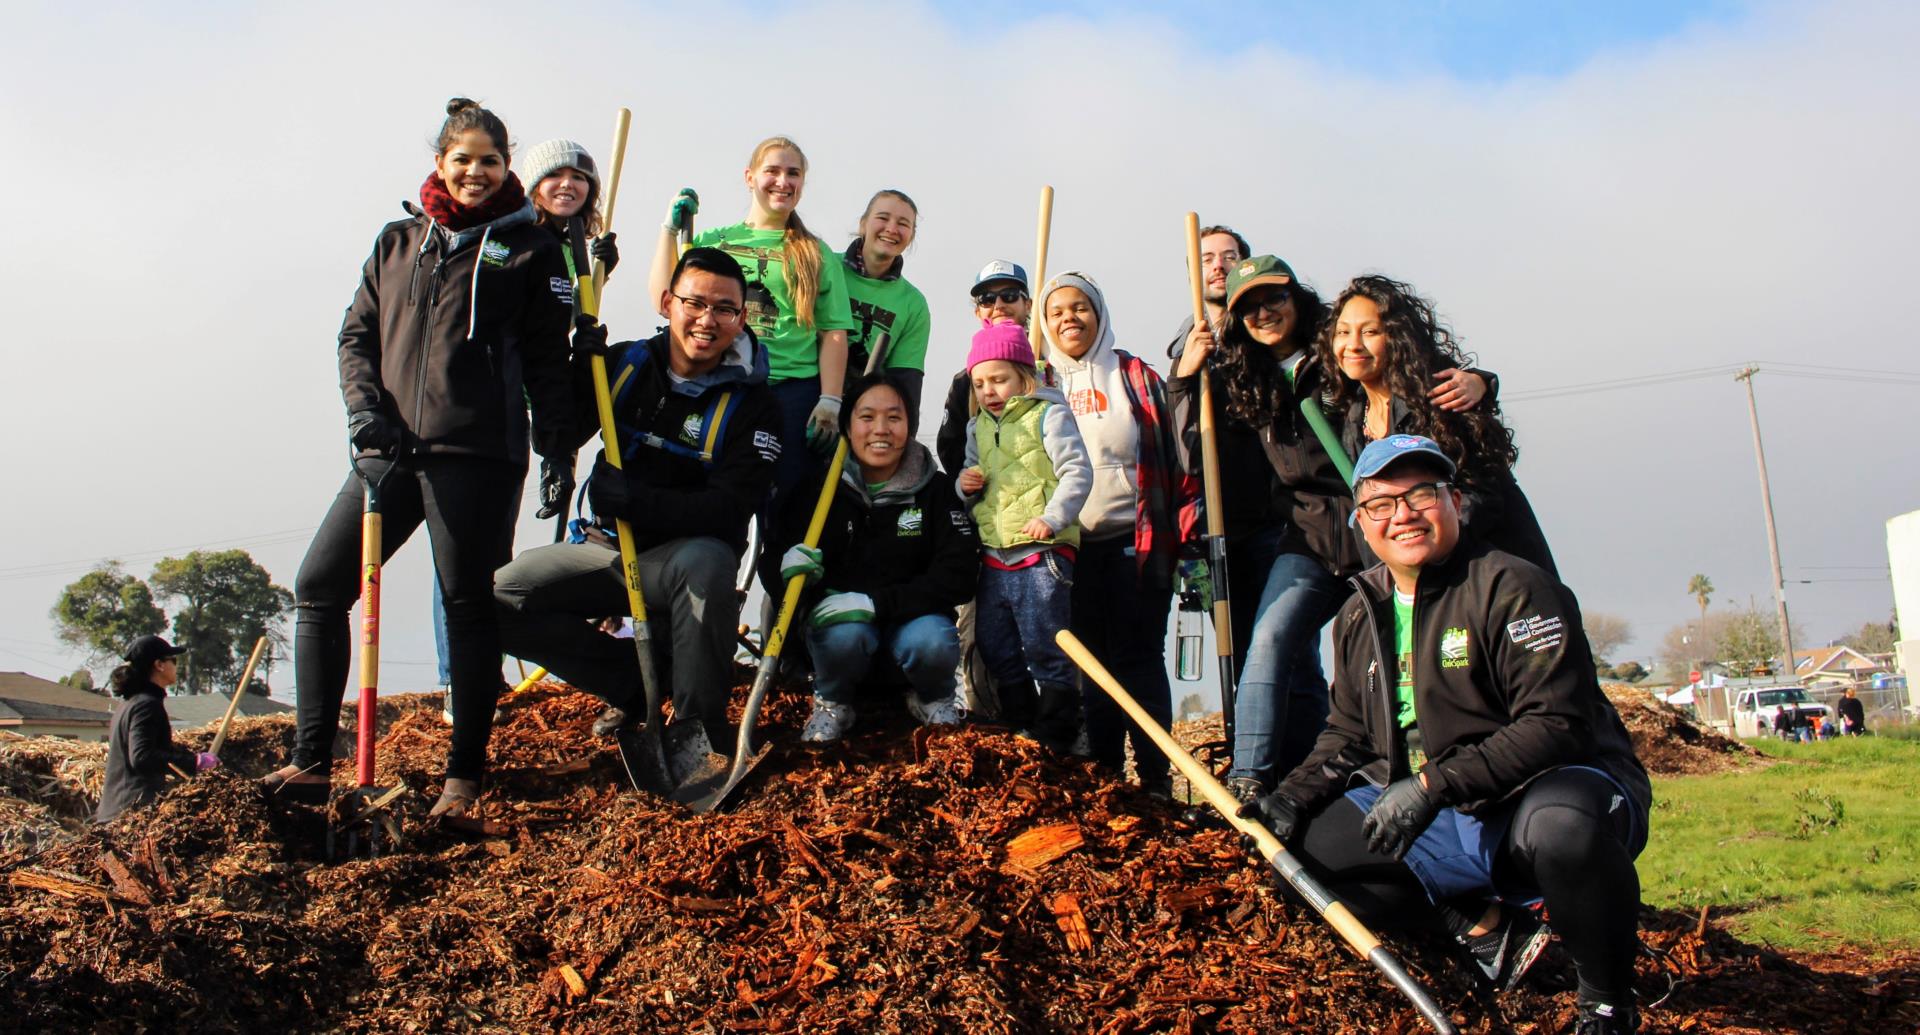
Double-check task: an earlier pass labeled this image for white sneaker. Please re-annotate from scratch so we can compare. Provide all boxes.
[911,694,965,727]
[801,699,857,744]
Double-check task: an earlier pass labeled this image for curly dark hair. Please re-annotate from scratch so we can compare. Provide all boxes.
[1314,274,1518,479]
[1214,280,1328,428]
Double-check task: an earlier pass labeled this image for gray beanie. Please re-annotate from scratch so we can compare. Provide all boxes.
[519,138,600,193]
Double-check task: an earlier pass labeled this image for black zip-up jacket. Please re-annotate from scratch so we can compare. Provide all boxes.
[780,441,980,623]
[1170,351,1368,578]
[1277,536,1650,818]
[338,201,575,466]
[96,683,195,823]
[575,328,780,558]
[1336,396,1557,576]
[1166,317,1283,543]
[935,369,972,477]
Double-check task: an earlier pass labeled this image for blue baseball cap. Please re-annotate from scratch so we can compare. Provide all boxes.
[970,260,1029,296]
[1353,434,1456,483]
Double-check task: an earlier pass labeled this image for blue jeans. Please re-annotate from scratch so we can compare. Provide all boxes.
[757,377,828,594]
[807,614,960,706]
[1072,536,1173,785]
[1232,549,1345,786]
[974,552,1077,690]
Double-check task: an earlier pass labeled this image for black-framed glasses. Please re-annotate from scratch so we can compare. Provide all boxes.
[1355,481,1449,522]
[974,288,1027,306]
[1241,289,1294,322]
[671,293,743,322]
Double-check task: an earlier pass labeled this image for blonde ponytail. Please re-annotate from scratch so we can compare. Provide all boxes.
[747,136,822,329]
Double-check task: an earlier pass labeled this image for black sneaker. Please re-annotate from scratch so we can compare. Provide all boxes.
[1226,777,1266,807]
[1461,907,1553,993]
[591,706,631,738]
[1573,998,1637,1034]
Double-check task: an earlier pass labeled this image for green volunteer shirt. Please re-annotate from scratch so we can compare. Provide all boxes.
[1392,589,1427,771]
[842,258,932,373]
[692,223,855,383]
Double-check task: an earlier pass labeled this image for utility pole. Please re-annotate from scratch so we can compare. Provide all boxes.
[1736,367,1799,683]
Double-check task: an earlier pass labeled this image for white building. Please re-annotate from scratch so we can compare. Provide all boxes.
[1888,510,1920,678]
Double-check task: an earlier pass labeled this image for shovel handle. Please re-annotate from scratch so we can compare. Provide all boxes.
[1057,629,1458,1035]
[209,636,269,758]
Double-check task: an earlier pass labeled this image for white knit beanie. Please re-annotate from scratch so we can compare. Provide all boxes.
[519,138,599,193]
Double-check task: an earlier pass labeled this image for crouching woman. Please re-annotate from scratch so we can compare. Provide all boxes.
[782,372,981,744]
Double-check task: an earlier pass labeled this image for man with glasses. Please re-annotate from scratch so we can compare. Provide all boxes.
[933,260,1033,721]
[1242,434,1652,1034]
[494,247,782,744]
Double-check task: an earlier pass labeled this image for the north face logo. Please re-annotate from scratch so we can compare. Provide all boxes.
[897,507,924,535]
[1439,627,1470,669]
[1068,386,1108,416]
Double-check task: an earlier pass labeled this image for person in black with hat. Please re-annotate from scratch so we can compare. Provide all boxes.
[96,635,220,823]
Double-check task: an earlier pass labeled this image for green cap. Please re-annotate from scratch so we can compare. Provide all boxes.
[1223,255,1298,313]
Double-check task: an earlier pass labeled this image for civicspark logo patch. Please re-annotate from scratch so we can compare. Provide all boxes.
[1439,627,1471,669]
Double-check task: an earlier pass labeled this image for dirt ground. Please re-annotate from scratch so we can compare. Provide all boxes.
[0,680,1909,1034]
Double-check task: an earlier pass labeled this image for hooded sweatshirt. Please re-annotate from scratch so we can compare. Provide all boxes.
[1041,272,1140,541]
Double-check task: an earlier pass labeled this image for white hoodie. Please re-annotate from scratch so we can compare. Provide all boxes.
[1041,271,1140,541]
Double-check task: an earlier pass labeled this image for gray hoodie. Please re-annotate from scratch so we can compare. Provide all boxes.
[1041,271,1140,541]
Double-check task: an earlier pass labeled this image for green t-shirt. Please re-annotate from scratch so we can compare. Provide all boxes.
[841,257,932,373]
[1392,589,1427,771]
[692,223,855,383]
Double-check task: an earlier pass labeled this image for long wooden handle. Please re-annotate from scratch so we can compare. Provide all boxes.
[1030,185,1054,362]
[591,107,631,301]
[209,636,268,758]
[1185,214,1234,664]
[356,507,380,788]
[1058,629,1458,1034]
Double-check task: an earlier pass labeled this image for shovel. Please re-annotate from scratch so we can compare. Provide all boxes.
[576,109,729,800]
[208,635,269,761]
[1059,629,1459,1035]
[331,454,406,858]
[686,331,893,814]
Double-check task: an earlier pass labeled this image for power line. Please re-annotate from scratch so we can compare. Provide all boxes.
[1504,360,1920,404]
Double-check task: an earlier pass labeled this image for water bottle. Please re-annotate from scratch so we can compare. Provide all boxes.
[1175,591,1204,681]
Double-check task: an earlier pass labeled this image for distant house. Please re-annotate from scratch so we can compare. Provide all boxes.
[163,691,294,730]
[0,671,112,741]
[1792,645,1887,689]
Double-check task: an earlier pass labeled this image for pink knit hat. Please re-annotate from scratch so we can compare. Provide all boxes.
[966,320,1036,372]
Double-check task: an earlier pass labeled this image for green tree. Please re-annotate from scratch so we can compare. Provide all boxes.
[1720,607,1781,676]
[57,668,96,692]
[49,562,167,668]
[1584,612,1631,665]
[1687,574,1713,657]
[149,549,292,695]
[1841,619,1898,656]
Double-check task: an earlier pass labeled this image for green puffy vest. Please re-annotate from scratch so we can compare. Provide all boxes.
[973,395,1080,550]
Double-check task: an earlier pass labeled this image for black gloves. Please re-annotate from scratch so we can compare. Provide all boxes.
[347,409,400,453]
[590,232,618,274]
[535,456,575,520]
[572,317,616,361]
[1237,792,1304,850]
[1361,776,1443,860]
[585,456,634,523]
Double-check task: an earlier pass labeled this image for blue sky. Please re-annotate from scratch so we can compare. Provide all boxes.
[935,1,1752,81]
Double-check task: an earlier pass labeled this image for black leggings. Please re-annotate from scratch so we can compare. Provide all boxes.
[1293,768,1643,1004]
[292,455,521,780]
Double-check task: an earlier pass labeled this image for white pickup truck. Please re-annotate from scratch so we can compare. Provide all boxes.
[1731,685,1829,738]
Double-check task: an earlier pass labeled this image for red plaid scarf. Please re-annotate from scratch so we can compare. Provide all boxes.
[417,170,527,231]
[1116,351,1202,591]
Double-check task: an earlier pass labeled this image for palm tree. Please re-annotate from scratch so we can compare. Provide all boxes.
[1687,574,1713,675]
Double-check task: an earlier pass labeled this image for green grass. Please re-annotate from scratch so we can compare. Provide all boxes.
[1639,735,1920,957]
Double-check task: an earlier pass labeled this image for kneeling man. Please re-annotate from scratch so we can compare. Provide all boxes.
[1243,435,1651,1034]
[496,247,780,745]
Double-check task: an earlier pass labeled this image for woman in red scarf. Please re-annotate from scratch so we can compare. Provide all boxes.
[263,99,576,817]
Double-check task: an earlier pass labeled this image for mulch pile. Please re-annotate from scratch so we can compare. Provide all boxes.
[0,680,1907,1033]
[1600,686,1762,776]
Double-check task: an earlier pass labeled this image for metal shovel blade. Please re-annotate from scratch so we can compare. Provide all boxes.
[682,739,771,813]
[615,721,731,803]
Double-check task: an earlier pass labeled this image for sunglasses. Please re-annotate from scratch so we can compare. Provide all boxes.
[974,288,1028,306]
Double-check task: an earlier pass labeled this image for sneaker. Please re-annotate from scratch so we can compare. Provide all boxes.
[1573,999,1637,1034]
[591,706,631,738]
[910,694,965,727]
[801,699,857,744]
[1462,907,1553,993]
[1226,777,1266,807]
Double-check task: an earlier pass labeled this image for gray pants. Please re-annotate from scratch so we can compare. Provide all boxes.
[495,538,738,733]
[955,601,1002,719]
